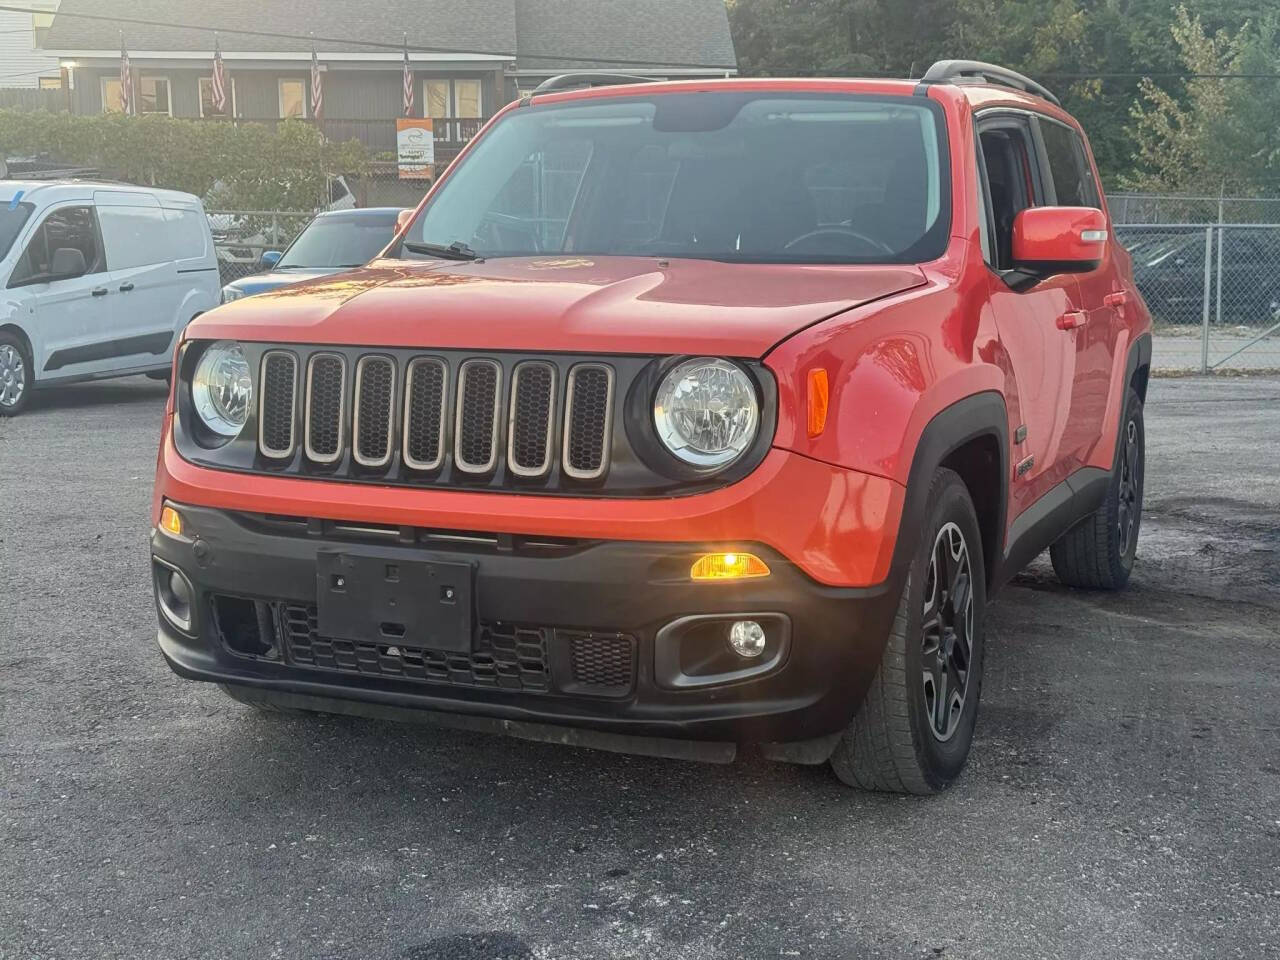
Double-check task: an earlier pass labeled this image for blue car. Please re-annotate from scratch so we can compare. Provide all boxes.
[220,207,406,302]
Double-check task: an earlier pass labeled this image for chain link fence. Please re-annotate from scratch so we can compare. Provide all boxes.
[1111,193,1280,371]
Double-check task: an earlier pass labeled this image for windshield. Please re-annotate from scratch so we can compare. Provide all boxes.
[401,92,950,264]
[275,213,399,269]
[0,202,34,261]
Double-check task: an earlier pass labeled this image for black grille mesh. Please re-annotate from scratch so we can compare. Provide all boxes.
[404,359,446,469]
[281,604,551,693]
[456,361,499,471]
[568,633,635,693]
[259,353,296,455]
[509,363,555,475]
[565,366,611,477]
[354,357,394,465]
[307,355,345,460]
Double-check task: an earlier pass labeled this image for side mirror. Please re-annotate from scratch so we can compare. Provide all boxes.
[1012,206,1108,273]
[258,249,282,270]
[49,247,88,280]
[395,209,415,234]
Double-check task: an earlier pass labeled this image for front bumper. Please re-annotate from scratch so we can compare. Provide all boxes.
[152,504,902,755]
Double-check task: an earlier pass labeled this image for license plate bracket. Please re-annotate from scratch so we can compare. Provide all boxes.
[316,551,474,653]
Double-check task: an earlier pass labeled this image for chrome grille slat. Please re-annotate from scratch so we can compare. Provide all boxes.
[507,361,556,478]
[352,355,396,468]
[454,359,502,474]
[304,353,346,464]
[563,363,614,480]
[257,351,297,459]
[402,357,448,471]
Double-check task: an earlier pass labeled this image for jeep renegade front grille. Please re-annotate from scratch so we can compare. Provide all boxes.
[255,348,616,487]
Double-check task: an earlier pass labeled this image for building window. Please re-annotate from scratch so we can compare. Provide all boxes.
[30,4,55,50]
[422,78,483,119]
[38,76,62,91]
[198,76,237,118]
[101,76,124,113]
[138,76,171,115]
[278,78,306,119]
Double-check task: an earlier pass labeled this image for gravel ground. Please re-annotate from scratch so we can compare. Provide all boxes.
[1,375,1277,960]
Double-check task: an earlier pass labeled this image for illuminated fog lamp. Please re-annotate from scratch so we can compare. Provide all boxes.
[160,505,183,536]
[690,552,771,581]
[728,620,767,659]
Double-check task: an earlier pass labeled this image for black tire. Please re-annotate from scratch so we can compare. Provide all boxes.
[1050,389,1144,590]
[0,330,33,417]
[218,683,308,714]
[830,468,987,794]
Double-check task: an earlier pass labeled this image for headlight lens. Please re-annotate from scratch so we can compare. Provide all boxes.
[653,357,759,469]
[191,340,252,438]
[221,285,245,303]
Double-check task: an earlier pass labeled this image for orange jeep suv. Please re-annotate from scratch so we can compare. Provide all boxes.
[151,62,1151,793]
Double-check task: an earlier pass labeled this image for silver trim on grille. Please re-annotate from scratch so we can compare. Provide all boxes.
[257,350,297,459]
[402,357,449,472]
[454,359,502,474]
[352,355,396,468]
[506,360,557,478]
[303,352,347,465]
[562,363,615,481]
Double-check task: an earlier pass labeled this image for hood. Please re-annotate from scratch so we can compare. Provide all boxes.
[193,256,928,356]
[226,268,345,298]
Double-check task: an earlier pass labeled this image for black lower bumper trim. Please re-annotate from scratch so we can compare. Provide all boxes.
[152,503,901,748]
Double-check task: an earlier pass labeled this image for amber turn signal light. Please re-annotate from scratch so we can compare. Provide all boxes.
[690,552,771,581]
[807,368,829,438]
[160,505,183,536]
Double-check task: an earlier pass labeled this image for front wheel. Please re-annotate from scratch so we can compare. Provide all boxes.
[830,468,987,794]
[0,332,32,417]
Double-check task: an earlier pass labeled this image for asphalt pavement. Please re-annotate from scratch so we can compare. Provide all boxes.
[1,375,1277,960]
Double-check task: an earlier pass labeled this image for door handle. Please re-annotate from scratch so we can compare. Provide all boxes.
[118,282,135,292]
[1056,311,1086,331]
[1103,291,1127,308]
[91,287,109,297]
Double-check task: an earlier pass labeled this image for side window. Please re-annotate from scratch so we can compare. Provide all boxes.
[977,119,1040,271]
[1039,119,1100,208]
[8,205,104,285]
[98,205,169,269]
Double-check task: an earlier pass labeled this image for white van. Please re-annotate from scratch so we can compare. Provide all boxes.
[0,181,220,416]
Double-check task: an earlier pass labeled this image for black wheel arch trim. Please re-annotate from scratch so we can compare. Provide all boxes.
[891,390,1009,596]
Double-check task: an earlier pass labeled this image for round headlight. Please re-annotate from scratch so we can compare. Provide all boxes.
[653,358,759,469]
[191,340,252,438]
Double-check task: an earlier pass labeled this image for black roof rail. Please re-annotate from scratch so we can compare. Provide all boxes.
[920,59,1060,107]
[532,73,659,95]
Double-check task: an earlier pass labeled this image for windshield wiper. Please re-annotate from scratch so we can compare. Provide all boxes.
[403,239,480,262]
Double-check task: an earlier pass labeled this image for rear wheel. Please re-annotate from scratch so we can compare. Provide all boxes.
[830,468,986,794]
[1050,389,1144,590]
[0,332,32,417]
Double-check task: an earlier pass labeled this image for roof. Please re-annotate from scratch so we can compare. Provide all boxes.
[0,180,200,203]
[43,0,738,71]
[513,0,735,72]
[316,207,407,220]
[44,0,518,55]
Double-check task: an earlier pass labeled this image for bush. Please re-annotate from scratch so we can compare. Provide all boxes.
[0,110,368,211]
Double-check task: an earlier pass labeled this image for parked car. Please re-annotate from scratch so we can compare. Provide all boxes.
[206,176,358,283]
[1128,227,1280,324]
[0,181,219,415]
[220,207,408,302]
[151,64,1152,794]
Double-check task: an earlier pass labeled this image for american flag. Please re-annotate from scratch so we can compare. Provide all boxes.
[402,36,414,116]
[210,35,228,114]
[310,45,323,121]
[119,34,133,115]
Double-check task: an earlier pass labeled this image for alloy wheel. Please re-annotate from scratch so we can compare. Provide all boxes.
[1117,418,1141,556]
[0,344,25,409]
[920,521,974,742]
